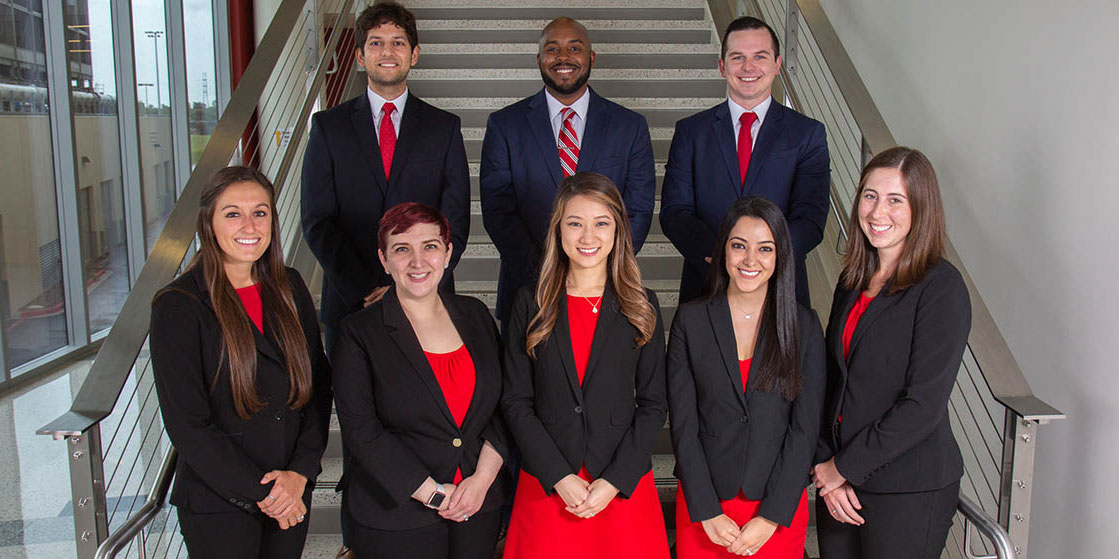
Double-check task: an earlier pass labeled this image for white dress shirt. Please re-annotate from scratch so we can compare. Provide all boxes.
[545,89,590,147]
[728,95,773,150]
[367,87,408,134]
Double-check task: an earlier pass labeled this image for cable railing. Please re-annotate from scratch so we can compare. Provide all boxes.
[36,1,360,557]
[712,1,1064,557]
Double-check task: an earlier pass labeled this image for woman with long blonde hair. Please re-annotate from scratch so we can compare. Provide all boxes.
[501,172,669,559]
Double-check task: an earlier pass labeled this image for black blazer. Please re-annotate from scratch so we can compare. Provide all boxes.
[667,295,826,527]
[816,260,971,493]
[330,288,512,530]
[150,265,332,515]
[301,92,470,335]
[502,285,667,497]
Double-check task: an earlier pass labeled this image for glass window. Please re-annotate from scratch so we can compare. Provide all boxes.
[0,3,68,369]
[67,0,128,334]
[184,0,217,168]
[133,0,177,253]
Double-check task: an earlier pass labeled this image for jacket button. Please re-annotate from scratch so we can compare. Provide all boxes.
[739,415,748,423]
[452,438,462,448]
[274,411,283,421]
[229,497,237,504]
[574,406,582,414]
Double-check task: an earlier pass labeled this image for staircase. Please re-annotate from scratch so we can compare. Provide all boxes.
[305,1,762,556]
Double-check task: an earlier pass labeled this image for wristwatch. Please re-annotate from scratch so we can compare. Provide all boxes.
[424,484,446,510]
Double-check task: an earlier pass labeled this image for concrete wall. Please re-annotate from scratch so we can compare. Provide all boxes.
[818,1,1119,555]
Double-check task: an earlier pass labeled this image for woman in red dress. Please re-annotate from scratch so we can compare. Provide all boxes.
[667,197,826,558]
[502,173,669,559]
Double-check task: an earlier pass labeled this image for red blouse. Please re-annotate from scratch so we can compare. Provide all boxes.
[425,344,476,484]
[738,358,753,392]
[566,294,601,385]
[235,284,263,332]
[842,292,875,359]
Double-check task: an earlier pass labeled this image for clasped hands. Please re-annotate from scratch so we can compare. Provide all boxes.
[553,474,619,519]
[701,514,777,556]
[811,458,864,525]
[256,470,308,530]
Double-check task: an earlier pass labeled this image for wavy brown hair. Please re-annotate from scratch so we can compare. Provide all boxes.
[525,173,656,356]
[158,166,312,419]
[841,146,946,294]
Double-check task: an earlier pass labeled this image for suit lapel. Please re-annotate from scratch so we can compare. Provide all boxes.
[527,89,564,188]
[383,288,458,426]
[552,296,585,405]
[831,287,859,375]
[580,285,623,388]
[387,95,423,192]
[188,265,283,364]
[712,103,741,198]
[576,88,609,172]
[350,94,389,195]
[743,102,786,195]
[447,297,490,428]
[708,294,749,412]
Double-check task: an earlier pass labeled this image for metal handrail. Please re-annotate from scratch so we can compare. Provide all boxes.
[958,495,1016,559]
[94,449,177,559]
[37,0,310,441]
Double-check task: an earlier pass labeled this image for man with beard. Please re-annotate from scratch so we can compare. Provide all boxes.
[302,1,469,347]
[480,17,656,323]
[300,4,469,557]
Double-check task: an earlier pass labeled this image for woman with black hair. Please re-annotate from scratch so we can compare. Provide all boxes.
[668,196,826,558]
[150,166,332,559]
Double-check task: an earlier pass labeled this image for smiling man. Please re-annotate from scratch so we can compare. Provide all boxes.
[480,17,655,323]
[302,1,469,347]
[660,16,830,307]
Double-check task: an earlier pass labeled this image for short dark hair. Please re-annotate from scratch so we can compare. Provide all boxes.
[702,196,801,400]
[355,1,418,50]
[721,16,780,59]
[377,202,451,253]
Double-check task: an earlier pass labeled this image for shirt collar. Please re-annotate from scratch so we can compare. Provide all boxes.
[545,88,590,121]
[367,87,408,116]
[727,95,772,125]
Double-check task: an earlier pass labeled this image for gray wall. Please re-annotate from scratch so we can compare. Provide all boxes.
[819,0,1119,555]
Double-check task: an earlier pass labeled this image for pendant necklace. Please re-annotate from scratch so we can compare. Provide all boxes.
[582,296,601,314]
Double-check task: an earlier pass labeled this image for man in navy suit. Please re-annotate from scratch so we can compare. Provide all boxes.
[660,16,829,306]
[480,17,656,321]
[302,2,469,348]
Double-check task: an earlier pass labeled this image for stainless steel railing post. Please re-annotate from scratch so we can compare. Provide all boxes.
[67,428,109,559]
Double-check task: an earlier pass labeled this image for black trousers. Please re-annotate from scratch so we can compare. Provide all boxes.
[178,507,309,559]
[815,480,959,559]
[349,509,501,559]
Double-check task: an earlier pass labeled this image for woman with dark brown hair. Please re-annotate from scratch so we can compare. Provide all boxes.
[501,172,669,559]
[150,166,332,559]
[811,147,971,558]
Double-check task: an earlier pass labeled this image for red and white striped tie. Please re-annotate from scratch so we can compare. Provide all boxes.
[558,107,580,177]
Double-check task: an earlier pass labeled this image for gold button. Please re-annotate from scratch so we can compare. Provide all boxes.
[452,438,462,448]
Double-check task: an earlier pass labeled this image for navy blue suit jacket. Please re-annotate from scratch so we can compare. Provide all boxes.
[660,101,830,305]
[480,87,656,319]
[301,93,470,341]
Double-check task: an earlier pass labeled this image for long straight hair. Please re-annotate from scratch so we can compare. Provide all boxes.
[701,197,801,400]
[526,173,656,356]
[841,146,946,293]
[158,166,312,419]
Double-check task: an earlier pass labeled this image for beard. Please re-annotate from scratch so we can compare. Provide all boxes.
[539,65,591,96]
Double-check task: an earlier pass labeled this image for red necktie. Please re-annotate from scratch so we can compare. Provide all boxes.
[379,102,397,179]
[737,111,758,188]
[558,107,580,177]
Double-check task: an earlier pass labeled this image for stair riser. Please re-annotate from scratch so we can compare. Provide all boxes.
[446,106,702,128]
[410,78,726,98]
[420,53,717,70]
[467,213,668,241]
[419,29,712,45]
[409,7,706,21]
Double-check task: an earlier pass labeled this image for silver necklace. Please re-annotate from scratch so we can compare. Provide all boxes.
[582,295,601,314]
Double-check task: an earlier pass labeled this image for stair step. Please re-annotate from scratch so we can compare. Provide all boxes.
[428,96,721,128]
[416,19,713,45]
[407,68,725,98]
[410,6,707,22]
[419,43,717,70]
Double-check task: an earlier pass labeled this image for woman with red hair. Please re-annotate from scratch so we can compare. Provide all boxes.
[331,202,512,558]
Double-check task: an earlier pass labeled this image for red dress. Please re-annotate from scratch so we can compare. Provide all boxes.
[235,284,263,332]
[425,345,476,484]
[503,296,669,559]
[675,359,810,559]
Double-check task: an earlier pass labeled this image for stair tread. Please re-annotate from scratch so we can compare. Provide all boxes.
[410,68,722,80]
[416,19,712,30]
[425,97,723,109]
